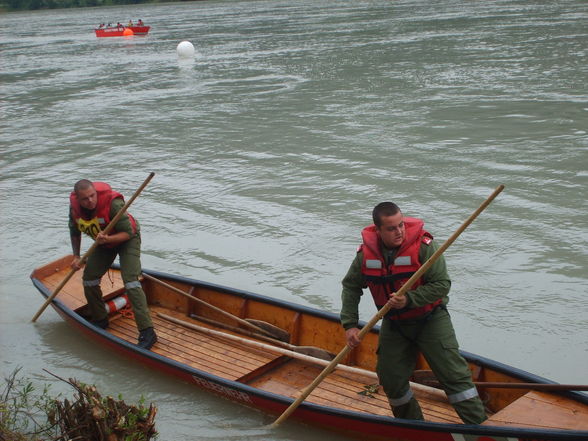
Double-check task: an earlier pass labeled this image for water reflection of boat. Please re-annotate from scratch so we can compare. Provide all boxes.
[94,26,150,38]
[31,255,588,441]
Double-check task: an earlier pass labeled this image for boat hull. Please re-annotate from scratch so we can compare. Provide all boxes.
[94,26,150,37]
[30,256,588,441]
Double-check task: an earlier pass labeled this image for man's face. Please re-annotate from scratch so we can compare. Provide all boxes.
[376,212,405,249]
[77,186,98,210]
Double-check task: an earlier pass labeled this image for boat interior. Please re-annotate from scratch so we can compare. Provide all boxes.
[32,256,588,432]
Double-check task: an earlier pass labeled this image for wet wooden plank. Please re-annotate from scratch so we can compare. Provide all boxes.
[37,264,126,311]
[30,255,73,280]
[42,269,87,310]
[108,307,283,381]
[485,390,588,430]
[247,358,461,423]
[147,307,460,422]
[314,369,461,423]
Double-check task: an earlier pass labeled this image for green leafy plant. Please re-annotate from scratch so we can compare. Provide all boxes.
[0,368,157,441]
[0,367,59,441]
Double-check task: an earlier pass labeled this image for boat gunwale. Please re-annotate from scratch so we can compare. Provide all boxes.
[30,265,588,440]
[93,26,150,31]
[93,26,150,37]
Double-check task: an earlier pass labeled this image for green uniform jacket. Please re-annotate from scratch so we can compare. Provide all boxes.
[340,239,451,330]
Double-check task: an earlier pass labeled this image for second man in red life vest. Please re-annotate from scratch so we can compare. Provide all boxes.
[341,202,487,424]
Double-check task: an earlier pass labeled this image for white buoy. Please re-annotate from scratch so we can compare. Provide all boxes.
[177,41,195,59]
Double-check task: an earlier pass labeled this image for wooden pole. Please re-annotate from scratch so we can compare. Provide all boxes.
[142,273,289,341]
[413,370,588,391]
[189,314,335,361]
[473,382,588,391]
[31,172,155,322]
[271,184,505,427]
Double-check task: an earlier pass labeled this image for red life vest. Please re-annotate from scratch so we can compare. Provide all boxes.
[360,217,442,320]
[69,182,137,240]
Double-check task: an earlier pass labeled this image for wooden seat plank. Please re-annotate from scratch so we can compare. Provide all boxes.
[247,358,461,423]
[154,322,271,374]
[313,369,461,423]
[151,308,279,363]
[107,308,283,381]
[485,390,588,430]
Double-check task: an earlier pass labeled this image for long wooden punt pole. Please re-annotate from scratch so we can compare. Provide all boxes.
[190,314,335,361]
[474,382,588,391]
[32,172,155,322]
[413,370,588,391]
[271,184,505,427]
[157,312,447,401]
[142,273,290,342]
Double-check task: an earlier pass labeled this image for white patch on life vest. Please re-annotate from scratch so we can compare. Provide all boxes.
[394,256,411,266]
[422,236,432,245]
[366,259,382,269]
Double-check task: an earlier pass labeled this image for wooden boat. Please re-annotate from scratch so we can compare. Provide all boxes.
[94,26,150,38]
[31,255,588,441]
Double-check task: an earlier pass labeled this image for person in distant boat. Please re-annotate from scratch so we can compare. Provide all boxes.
[68,179,157,350]
[137,19,144,26]
[128,20,133,27]
[117,22,122,29]
[98,23,105,28]
[340,202,487,424]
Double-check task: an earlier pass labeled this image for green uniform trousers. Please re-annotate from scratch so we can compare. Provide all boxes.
[82,234,153,331]
[376,308,487,424]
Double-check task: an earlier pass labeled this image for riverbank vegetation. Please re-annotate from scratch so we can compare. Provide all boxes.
[1,0,173,12]
[1,368,157,441]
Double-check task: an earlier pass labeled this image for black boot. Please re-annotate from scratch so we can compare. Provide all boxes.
[137,327,157,350]
[91,318,109,329]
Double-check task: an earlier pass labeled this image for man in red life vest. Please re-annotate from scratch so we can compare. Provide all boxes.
[69,179,157,350]
[341,202,486,424]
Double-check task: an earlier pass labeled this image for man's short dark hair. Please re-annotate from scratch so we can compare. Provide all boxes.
[73,179,94,194]
[372,202,401,227]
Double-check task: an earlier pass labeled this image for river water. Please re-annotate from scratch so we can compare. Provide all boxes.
[1,0,587,439]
